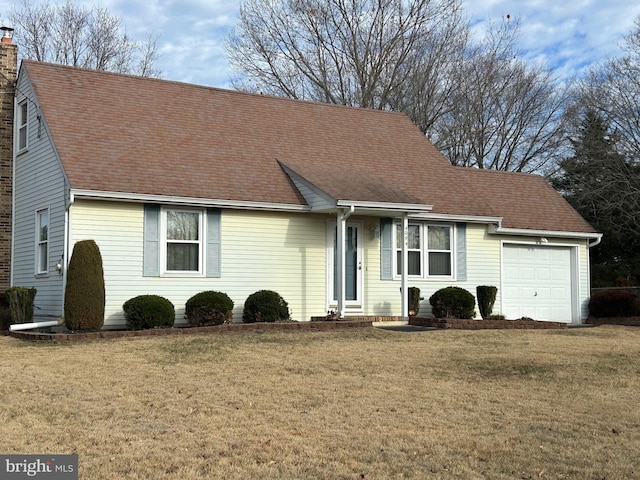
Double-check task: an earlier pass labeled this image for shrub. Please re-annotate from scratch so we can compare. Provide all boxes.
[0,291,11,330]
[408,287,422,316]
[5,287,37,325]
[476,286,498,320]
[185,291,234,326]
[123,295,175,330]
[589,289,640,318]
[429,286,476,319]
[64,240,105,331]
[243,290,290,323]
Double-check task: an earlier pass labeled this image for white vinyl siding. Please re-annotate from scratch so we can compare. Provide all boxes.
[11,76,67,319]
[70,201,327,328]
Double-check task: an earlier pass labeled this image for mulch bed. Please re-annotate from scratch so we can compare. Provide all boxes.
[409,317,569,330]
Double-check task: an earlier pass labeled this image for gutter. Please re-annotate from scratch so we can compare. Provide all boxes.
[488,224,602,241]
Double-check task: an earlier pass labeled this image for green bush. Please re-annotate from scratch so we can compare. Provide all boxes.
[123,295,175,330]
[589,289,640,317]
[243,290,290,323]
[476,286,498,320]
[185,291,234,326]
[5,287,37,325]
[64,240,105,331]
[408,286,422,316]
[429,286,476,319]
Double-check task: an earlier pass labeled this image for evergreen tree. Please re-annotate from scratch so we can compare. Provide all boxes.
[553,110,640,286]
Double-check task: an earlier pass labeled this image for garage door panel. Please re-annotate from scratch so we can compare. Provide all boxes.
[503,244,573,323]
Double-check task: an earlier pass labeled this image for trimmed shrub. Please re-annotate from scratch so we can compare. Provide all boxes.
[64,240,105,331]
[123,295,175,330]
[408,286,422,316]
[429,286,476,319]
[185,291,234,326]
[243,290,290,323]
[589,289,640,318]
[476,286,498,320]
[0,291,12,330]
[5,287,37,325]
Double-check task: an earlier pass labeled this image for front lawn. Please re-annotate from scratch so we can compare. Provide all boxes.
[1,326,639,478]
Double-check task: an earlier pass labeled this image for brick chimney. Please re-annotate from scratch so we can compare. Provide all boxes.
[0,27,17,290]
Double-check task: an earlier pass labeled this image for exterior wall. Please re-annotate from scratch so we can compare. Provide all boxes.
[68,200,592,328]
[363,222,501,318]
[70,200,328,328]
[361,223,591,322]
[11,73,67,319]
[0,39,17,290]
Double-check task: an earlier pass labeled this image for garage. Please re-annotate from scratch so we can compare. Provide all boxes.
[502,244,574,323]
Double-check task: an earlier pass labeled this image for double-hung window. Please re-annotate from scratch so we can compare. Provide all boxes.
[395,223,454,279]
[162,208,203,274]
[36,208,49,275]
[17,100,28,152]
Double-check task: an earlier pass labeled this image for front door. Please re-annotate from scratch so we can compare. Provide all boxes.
[327,221,363,309]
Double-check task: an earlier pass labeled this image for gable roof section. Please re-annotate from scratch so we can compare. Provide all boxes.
[21,60,596,235]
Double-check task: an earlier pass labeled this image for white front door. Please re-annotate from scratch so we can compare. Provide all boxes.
[327,221,363,310]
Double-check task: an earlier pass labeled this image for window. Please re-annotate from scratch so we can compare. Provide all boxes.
[162,208,203,274]
[394,223,453,278]
[36,208,49,274]
[17,100,28,151]
[396,224,421,275]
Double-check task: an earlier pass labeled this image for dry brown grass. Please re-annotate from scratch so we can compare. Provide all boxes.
[1,325,640,479]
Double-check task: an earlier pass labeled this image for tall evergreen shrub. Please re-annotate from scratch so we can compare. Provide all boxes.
[476,286,498,320]
[64,240,105,331]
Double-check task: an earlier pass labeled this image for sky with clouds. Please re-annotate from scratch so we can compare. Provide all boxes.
[1,0,639,88]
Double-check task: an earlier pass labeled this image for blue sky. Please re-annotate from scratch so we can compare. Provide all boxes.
[2,0,639,88]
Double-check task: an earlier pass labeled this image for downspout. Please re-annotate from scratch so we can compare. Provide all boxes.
[10,317,64,331]
[9,95,16,287]
[588,236,602,248]
[61,190,74,315]
[337,205,355,318]
[401,213,409,320]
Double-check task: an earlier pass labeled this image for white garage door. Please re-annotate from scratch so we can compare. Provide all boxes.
[502,244,573,323]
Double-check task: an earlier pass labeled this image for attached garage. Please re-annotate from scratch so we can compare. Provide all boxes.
[502,243,576,323]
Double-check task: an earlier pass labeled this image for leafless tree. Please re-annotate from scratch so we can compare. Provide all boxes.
[227,2,567,173]
[9,0,161,77]
[576,17,640,163]
[226,0,468,119]
[431,18,568,173]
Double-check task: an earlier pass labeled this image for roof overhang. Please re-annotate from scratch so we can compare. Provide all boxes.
[488,224,603,241]
[68,189,310,212]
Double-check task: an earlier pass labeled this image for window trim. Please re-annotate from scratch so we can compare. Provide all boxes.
[393,222,455,280]
[35,207,49,276]
[17,99,28,152]
[159,207,205,277]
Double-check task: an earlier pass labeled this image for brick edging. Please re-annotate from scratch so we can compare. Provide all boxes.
[7,320,374,343]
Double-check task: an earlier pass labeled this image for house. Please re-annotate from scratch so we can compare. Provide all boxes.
[6,51,601,327]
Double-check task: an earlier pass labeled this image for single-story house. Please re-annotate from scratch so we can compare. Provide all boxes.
[11,60,600,328]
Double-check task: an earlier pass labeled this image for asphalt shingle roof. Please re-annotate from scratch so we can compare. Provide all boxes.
[22,60,595,234]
